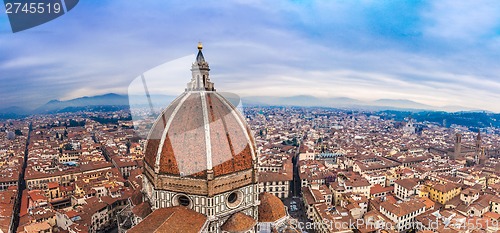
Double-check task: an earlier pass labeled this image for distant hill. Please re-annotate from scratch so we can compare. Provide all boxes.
[34,93,130,114]
[379,110,500,129]
[32,93,179,114]
[0,106,30,119]
[242,95,479,112]
[371,99,432,110]
[243,96,364,108]
[0,93,488,117]
[0,93,497,130]
[0,106,29,114]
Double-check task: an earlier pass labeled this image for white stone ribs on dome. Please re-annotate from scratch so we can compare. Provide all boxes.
[144,92,186,154]
[154,92,191,173]
[200,91,213,170]
[213,92,256,161]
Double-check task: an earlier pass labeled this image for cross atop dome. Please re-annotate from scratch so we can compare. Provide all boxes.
[187,42,215,91]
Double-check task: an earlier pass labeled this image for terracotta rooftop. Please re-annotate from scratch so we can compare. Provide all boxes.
[428,182,460,193]
[258,192,287,222]
[418,196,435,209]
[220,212,257,232]
[394,178,419,190]
[144,91,256,178]
[380,199,426,217]
[47,182,59,189]
[259,170,293,182]
[370,184,394,195]
[461,187,480,196]
[23,221,51,232]
[132,202,152,219]
[128,206,207,233]
[484,211,500,220]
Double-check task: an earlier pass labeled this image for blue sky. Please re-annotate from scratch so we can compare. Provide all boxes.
[1,0,500,111]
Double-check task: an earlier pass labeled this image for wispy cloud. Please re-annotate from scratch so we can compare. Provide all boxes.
[0,0,499,111]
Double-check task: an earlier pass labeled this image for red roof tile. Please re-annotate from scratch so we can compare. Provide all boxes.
[144,92,256,179]
[128,206,207,233]
[258,192,286,222]
[220,212,257,232]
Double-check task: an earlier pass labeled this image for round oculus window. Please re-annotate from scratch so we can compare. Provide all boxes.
[228,192,238,203]
[178,195,190,206]
[226,191,243,208]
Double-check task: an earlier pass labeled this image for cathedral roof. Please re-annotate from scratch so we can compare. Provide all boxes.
[220,212,257,232]
[143,44,256,179]
[258,192,287,222]
[128,206,207,233]
[131,202,152,219]
[144,91,256,178]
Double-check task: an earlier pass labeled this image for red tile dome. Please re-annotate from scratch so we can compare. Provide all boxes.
[143,44,256,179]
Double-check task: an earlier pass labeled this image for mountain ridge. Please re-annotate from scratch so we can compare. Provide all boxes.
[0,93,488,115]
[241,95,479,112]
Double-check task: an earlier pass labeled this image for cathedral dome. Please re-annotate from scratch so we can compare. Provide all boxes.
[143,44,257,180]
[144,91,256,178]
[132,44,288,233]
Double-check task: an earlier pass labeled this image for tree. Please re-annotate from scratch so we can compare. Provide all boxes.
[63,143,73,151]
[14,129,22,136]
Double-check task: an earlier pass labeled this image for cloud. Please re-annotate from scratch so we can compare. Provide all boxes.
[422,0,500,42]
[0,0,499,112]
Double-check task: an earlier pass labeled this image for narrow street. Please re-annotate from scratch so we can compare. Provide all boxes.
[10,122,32,233]
[290,140,313,231]
[292,141,301,197]
[92,133,111,162]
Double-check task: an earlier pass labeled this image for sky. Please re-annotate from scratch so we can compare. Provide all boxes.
[1,0,500,111]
